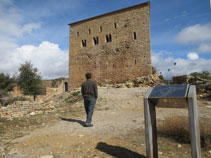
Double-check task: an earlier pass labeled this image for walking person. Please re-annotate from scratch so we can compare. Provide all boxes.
[81,73,98,127]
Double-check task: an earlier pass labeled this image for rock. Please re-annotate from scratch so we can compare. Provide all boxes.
[173,75,211,98]
[209,150,211,154]
[30,112,36,116]
[177,144,182,148]
[125,82,134,88]
[40,155,54,158]
[158,151,163,155]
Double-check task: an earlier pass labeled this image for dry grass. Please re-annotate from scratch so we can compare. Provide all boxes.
[158,116,211,149]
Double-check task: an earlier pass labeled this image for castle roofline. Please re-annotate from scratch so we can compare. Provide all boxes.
[68,1,150,26]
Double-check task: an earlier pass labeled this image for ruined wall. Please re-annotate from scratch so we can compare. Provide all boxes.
[0,101,56,119]
[69,2,152,89]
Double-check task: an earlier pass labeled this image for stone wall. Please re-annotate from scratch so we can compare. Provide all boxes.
[69,2,152,89]
[0,78,69,119]
[0,101,56,119]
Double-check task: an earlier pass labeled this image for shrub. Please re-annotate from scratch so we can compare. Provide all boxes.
[158,116,211,149]
[64,91,80,103]
[72,91,80,96]
[159,75,168,84]
[0,73,15,92]
[152,66,157,74]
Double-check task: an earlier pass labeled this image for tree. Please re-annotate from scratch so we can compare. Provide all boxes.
[0,73,15,92]
[17,61,43,101]
[159,74,168,84]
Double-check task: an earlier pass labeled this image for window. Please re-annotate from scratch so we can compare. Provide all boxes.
[82,40,86,47]
[88,29,91,34]
[99,26,102,32]
[135,60,136,65]
[114,23,117,28]
[76,32,79,37]
[106,34,112,43]
[133,32,137,40]
[93,36,99,45]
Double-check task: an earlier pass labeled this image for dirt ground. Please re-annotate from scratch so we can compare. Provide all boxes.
[0,87,211,158]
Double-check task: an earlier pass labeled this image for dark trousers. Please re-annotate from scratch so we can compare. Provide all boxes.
[84,98,96,123]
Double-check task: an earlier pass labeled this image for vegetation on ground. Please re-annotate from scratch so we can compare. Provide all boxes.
[158,74,168,84]
[64,91,81,103]
[158,116,211,149]
[17,61,44,101]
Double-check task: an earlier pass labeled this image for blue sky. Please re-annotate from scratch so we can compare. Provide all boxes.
[0,0,210,79]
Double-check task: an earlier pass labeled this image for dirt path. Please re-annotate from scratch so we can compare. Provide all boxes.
[1,87,211,158]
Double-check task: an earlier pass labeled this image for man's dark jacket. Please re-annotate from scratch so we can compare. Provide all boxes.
[81,79,98,99]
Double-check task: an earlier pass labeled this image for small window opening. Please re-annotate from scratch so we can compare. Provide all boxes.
[133,32,137,40]
[106,34,112,43]
[88,29,91,34]
[82,39,86,47]
[65,82,68,92]
[135,60,136,65]
[114,23,117,28]
[76,32,79,37]
[100,26,102,32]
[93,36,99,45]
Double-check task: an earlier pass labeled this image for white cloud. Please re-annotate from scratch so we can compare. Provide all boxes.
[0,0,40,40]
[198,43,211,53]
[152,52,211,80]
[187,52,199,60]
[175,24,211,44]
[0,41,68,79]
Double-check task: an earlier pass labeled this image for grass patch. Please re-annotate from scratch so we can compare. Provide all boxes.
[158,116,211,149]
[64,91,81,103]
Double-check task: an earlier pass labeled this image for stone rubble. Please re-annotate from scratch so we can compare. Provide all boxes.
[173,75,211,99]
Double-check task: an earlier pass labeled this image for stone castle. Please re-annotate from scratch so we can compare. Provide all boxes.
[69,1,152,89]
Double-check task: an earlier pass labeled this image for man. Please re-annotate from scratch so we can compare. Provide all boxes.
[81,72,98,127]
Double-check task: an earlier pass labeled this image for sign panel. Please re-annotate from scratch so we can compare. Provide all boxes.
[149,84,189,99]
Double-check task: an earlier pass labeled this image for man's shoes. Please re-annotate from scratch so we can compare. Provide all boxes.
[84,123,93,127]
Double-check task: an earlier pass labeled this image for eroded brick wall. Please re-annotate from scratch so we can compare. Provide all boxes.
[69,2,152,89]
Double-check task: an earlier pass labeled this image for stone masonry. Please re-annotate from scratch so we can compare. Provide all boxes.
[69,2,152,89]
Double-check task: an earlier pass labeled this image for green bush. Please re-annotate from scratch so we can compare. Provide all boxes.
[64,91,80,103]
[0,73,15,92]
[72,91,80,96]
[152,66,157,74]
[159,75,168,84]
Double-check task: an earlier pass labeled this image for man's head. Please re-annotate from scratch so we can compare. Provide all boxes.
[85,72,92,80]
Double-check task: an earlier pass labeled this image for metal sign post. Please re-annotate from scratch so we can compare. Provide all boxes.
[144,84,201,158]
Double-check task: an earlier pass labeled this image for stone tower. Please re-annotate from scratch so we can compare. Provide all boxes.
[69,1,152,89]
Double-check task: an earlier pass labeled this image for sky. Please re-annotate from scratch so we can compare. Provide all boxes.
[0,0,210,80]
